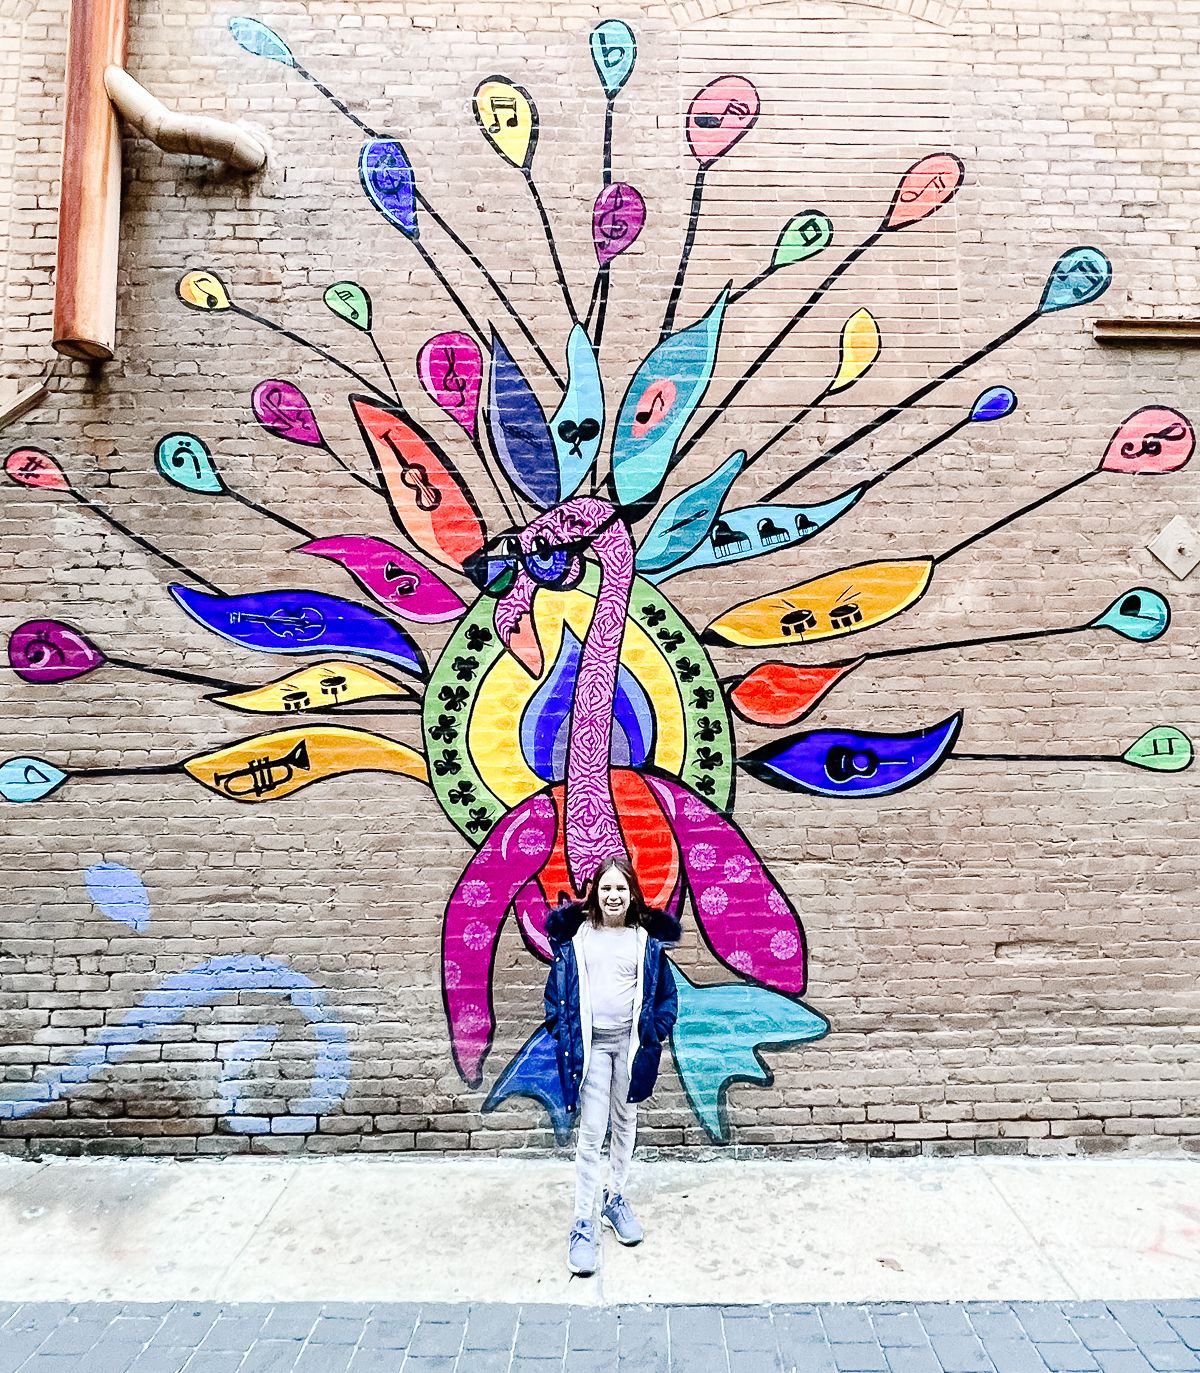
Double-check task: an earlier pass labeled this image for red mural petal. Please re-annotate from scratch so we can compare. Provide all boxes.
[350,395,486,571]
[730,660,862,727]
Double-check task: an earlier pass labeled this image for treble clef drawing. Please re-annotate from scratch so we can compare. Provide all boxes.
[440,347,468,412]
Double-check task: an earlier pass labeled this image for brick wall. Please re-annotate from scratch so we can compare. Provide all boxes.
[0,0,1197,1158]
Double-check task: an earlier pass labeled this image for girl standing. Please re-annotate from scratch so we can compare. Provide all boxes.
[543,855,680,1276]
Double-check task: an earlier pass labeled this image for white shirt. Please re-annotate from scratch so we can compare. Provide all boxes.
[583,924,639,1030]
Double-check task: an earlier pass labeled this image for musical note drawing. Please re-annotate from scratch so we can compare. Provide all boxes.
[632,380,676,439]
[695,99,752,131]
[592,183,646,266]
[383,428,442,512]
[1121,423,1187,461]
[487,96,520,133]
[251,379,326,448]
[597,34,626,68]
[900,172,948,203]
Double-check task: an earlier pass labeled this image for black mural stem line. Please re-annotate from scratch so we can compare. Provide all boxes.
[602,96,616,187]
[369,331,401,400]
[411,238,487,345]
[416,193,564,388]
[659,166,706,344]
[952,751,1116,765]
[592,268,612,357]
[861,415,973,491]
[71,492,224,596]
[763,310,1040,503]
[322,444,385,497]
[675,231,881,467]
[226,488,314,542]
[472,431,521,530]
[584,270,604,331]
[295,65,378,138]
[936,469,1095,564]
[71,764,182,780]
[728,260,781,305]
[746,384,833,467]
[525,172,578,324]
[861,621,1086,665]
[232,306,396,404]
[107,656,241,692]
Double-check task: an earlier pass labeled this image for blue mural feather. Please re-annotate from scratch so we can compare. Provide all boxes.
[741,713,963,799]
[84,862,150,932]
[644,486,865,584]
[610,288,729,508]
[550,324,605,500]
[635,450,745,573]
[169,584,426,678]
[482,1024,572,1144]
[668,962,828,1144]
[0,955,351,1134]
[488,332,559,509]
[359,139,419,239]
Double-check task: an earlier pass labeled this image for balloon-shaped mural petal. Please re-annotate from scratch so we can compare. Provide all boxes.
[323,281,372,332]
[772,211,834,269]
[183,725,428,803]
[0,757,67,804]
[1100,406,1194,475]
[590,20,637,98]
[1122,726,1193,773]
[483,1025,571,1143]
[417,333,484,440]
[669,964,829,1144]
[881,153,965,232]
[741,714,963,798]
[358,139,419,238]
[686,76,760,167]
[488,332,558,509]
[636,450,746,574]
[549,324,605,500]
[969,386,1018,423]
[84,862,150,932]
[4,448,70,491]
[350,395,486,570]
[610,288,728,507]
[704,559,934,647]
[155,433,225,494]
[169,584,426,677]
[211,661,413,714]
[9,620,106,684]
[1038,247,1112,314]
[473,77,537,172]
[228,16,295,66]
[729,660,863,728]
[252,379,325,448]
[829,309,880,393]
[592,183,646,266]
[1089,588,1170,643]
[644,486,867,584]
[297,535,467,623]
[177,270,231,312]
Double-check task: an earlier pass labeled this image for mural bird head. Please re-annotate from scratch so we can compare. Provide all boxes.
[463,497,626,678]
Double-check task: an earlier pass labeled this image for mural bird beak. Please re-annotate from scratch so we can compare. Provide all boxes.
[505,608,544,678]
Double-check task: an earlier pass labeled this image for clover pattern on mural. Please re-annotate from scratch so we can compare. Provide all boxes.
[2,17,1195,1144]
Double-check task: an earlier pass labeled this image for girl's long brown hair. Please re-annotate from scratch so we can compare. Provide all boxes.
[583,854,649,929]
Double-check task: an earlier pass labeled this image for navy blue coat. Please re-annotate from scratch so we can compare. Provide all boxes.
[543,901,681,1114]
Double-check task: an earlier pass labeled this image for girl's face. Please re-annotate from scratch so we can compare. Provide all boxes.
[596,868,631,925]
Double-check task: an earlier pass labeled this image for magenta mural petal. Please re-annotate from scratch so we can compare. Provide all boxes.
[417,334,484,440]
[513,881,553,962]
[252,379,326,447]
[442,792,557,1086]
[9,620,106,684]
[296,536,467,624]
[643,774,808,996]
[592,183,646,266]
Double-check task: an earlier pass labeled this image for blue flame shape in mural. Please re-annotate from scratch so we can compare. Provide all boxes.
[482,1024,571,1144]
[741,714,963,798]
[0,955,350,1132]
[169,584,426,677]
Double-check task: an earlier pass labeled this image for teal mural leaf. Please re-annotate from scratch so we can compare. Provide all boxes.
[635,450,745,573]
[550,324,604,501]
[228,17,296,67]
[610,288,729,508]
[668,962,828,1144]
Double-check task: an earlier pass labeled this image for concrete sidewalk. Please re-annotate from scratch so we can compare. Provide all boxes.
[1,1157,1198,1306]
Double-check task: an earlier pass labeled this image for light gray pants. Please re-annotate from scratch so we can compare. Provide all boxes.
[573,1025,638,1220]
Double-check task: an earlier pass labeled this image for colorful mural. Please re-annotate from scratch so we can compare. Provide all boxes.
[2,18,1194,1145]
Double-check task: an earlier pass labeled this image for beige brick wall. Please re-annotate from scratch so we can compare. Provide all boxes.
[1,0,1197,1158]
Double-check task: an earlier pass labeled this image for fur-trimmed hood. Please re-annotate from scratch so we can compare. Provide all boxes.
[544,898,682,946]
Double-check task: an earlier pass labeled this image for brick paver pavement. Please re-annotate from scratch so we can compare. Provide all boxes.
[1,1302,1198,1373]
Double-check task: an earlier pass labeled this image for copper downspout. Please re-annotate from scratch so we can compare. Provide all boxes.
[53,0,129,361]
